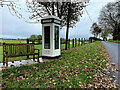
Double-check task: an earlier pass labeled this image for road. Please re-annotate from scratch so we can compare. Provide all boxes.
[102,41,120,87]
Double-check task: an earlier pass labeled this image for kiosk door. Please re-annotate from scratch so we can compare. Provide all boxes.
[44,26,50,49]
[55,26,59,49]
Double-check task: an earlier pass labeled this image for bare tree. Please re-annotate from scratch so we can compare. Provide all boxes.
[90,22,101,38]
[98,1,120,40]
[27,1,88,50]
[101,30,109,41]
[1,1,89,49]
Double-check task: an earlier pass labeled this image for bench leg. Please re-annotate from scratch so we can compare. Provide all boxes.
[6,52,8,68]
[3,55,5,66]
[33,55,35,62]
[38,50,40,62]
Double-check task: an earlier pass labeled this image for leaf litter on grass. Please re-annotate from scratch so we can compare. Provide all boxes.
[2,41,119,88]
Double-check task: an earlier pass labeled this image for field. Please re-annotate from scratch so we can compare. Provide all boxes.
[2,41,112,88]
[108,40,120,43]
[0,39,75,62]
[0,39,27,44]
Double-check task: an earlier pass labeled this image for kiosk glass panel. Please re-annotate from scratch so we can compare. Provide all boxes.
[55,26,59,49]
[44,26,50,49]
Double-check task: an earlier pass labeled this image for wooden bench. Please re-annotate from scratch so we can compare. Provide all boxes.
[3,43,40,67]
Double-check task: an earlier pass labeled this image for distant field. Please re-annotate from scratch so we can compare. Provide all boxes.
[0,39,27,44]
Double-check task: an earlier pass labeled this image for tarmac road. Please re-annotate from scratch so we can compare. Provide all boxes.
[102,41,120,87]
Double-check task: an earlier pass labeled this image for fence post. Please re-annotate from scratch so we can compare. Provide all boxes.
[6,51,8,67]
[27,39,29,59]
[75,38,77,47]
[72,39,74,47]
[3,43,5,65]
[79,38,80,46]
[81,38,83,46]
[33,54,35,61]
[84,38,85,45]
[38,50,40,62]
[83,38,85,45]
[68,39,70,49]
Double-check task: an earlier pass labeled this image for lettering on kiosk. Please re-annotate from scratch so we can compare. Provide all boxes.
[54,19,61,24]
[42,19,52,23]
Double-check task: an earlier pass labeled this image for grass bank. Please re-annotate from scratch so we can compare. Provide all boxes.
[2,41,111,88]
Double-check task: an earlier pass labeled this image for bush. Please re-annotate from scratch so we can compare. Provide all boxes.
[89,37,101,43]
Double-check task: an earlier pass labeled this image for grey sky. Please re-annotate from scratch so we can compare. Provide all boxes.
[0,0,115,39]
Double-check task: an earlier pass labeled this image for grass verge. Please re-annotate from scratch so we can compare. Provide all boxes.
[2,41,111,88]
[108,40,120,43]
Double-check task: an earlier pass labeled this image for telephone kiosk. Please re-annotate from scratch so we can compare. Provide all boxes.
[41,15,61,58]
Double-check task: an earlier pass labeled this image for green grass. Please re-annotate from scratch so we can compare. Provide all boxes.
[108,40,120,43]
[2,41,109,88]
[0,46,2,61]
[1,39,27,44]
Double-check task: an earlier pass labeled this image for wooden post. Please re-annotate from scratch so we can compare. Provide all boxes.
[79,38,80,46]
[81,38,83,46]
[72,39,74,47]
[75,38,77,47]
[27,39,29,59]
[33,54,35,62]
[83,38,84,45]
[69,39,70,49]
[6,52,8,67]
[3,43,5,65]
[38,50,40,62]
[84,38,85,45]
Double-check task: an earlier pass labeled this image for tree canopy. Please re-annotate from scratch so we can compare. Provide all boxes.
[26,1,89,49]
[28,34,42,43]
[26,1,88,28]
[90,22,101,38]
[98,1,120,40]
[1,0,90,49]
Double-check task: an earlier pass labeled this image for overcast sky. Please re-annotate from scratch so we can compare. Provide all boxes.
[0,0,116,39]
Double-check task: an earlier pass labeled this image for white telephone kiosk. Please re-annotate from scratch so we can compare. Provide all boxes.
[41,15,61,58]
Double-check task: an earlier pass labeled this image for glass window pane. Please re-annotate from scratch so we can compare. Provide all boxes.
[55,26,59,49]
[44,26,50,49]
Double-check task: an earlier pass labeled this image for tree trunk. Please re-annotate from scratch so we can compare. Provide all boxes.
[52,2,55,15]
[59,2,64,19]
[65,3,70,50]
[113,25,120,40]
[65,23,69,50]
[113,29,117,40]
[57,2,60,18]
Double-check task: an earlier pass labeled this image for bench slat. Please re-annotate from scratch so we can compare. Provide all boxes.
[3,43,40,67]
[3,44,36,57]
[8,53,38,58]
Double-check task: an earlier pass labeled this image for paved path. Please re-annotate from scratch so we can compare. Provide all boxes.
[102,41,120,87]
[0,58,43,71]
